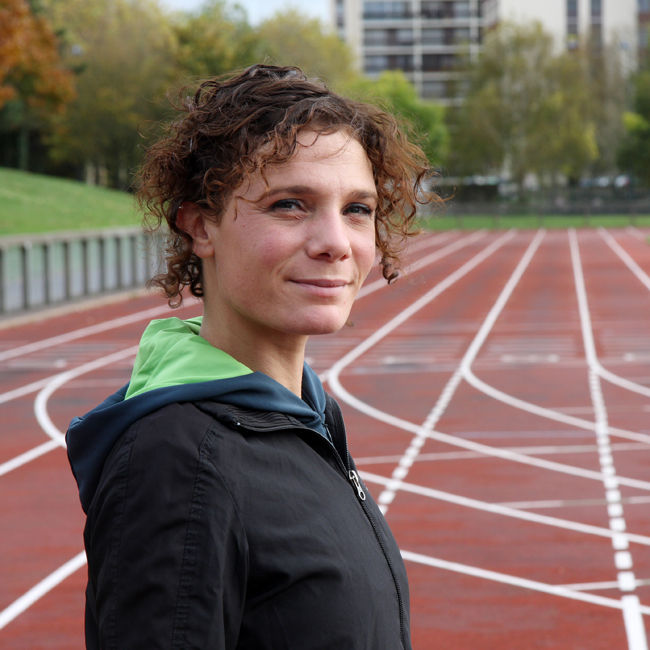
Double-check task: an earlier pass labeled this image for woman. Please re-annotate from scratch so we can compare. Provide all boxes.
[67,64,434,649]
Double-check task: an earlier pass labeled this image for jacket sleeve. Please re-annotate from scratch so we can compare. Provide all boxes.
[83,405,248,649]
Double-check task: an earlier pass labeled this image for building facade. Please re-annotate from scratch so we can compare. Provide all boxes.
[332,0,482,104]
[333,0,645,104]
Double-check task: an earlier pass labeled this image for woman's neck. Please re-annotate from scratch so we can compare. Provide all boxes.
[199,312,308,397]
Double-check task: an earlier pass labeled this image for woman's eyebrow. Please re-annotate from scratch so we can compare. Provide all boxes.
[258,186,378,201]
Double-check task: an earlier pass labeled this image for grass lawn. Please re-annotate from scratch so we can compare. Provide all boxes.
[0,167,141,236]
[420,213,650,230]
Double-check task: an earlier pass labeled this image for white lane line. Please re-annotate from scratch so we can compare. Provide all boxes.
[328,230,515,385]
[333,369,650,490]
[0,346,139,476]
[400,549,650,615]
[360,470,650,547]
[328,230,516,505]
[0,440,60,476]
[0,377,54,406]
[590,228,650,398]
[355,442,650,465]
[601,228,650,292]
[33,346,139,447]
[561,579,650,592]
[374,230,545,513]
[357,230,487,300]
[0,348,138,628]
[464,369,650,446]
[0,304,174,362]
[570,228,648,650]
[0,551,87,630]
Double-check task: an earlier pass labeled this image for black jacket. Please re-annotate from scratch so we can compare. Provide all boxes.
[82,395,411,649]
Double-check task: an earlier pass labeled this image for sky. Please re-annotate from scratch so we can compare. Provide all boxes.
[160,0,330,25]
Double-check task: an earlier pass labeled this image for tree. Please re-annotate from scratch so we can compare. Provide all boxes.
[342,70,448,167]
[618,66,650,186]
[449,21,598,189]
[42,0,178,188]
[253,9,357,88]
[0,0,75,169]
[172,0,258,80]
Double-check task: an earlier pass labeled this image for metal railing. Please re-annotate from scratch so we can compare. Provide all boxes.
[0,227,164,315]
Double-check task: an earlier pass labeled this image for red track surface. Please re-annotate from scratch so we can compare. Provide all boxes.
[1,227,649,649]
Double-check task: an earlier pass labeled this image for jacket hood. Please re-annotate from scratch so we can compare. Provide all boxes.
[66,316,328,512]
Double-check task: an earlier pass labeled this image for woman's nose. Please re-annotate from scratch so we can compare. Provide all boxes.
[305,210,352,261]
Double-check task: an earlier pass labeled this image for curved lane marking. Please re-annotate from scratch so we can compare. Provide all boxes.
[570,228,648,650]
[595,227,650,398]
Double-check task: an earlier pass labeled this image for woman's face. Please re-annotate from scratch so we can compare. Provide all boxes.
[201,129,378,348]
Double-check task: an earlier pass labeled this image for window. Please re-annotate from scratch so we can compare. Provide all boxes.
[452,27,471,43]
[364,29,388,46]
[567,0,577,18]
[591,0,602,17]
[422,53,457,71]
[421,1,451,19]
[454,1,471,18]
[364,54,414,72]
[363,1,411,19]
[422,28,444,45]
[422,80,447,99]
[364,28,414,46]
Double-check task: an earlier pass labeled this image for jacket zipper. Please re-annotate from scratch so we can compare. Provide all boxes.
[325,422,408,649]
[229,413,408,648]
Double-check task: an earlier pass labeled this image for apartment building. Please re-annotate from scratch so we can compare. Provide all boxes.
[333,0,482,104]
[333,0,646,104]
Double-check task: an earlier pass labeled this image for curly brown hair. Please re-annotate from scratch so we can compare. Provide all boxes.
[136,64,438,306]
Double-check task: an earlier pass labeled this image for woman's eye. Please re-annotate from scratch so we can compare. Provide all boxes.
[271,199,302,211]
[346,203,375,217]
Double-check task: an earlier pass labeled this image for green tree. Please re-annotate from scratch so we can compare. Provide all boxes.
[449,21,598,189]
[43,0,178,188]
[172,0,258,80]
[342,70,448,167]
[253,9,357,87]
[618,66,650,186]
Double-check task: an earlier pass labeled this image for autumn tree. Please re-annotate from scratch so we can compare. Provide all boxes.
[0,0,75,169]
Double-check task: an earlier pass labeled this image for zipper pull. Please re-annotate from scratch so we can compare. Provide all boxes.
[349,470,366,501]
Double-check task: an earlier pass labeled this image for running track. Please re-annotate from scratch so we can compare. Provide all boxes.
[1,227,649,649]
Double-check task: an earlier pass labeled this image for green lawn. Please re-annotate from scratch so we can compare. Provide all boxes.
[0,167,141,236]
[421,213,650,230]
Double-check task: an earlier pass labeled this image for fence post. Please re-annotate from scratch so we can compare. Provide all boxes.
[0,247,5,313]
[20,243,30,310]
[43,242,51,305]
[98,237,106,292]
[81,239,90,296]
[65,241,73,300]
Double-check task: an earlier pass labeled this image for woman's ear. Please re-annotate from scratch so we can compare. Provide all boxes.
[176,202,214,259]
